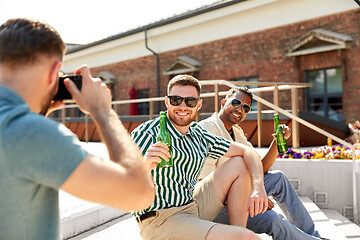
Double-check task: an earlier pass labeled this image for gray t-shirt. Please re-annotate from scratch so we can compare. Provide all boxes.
[0,86,87,239]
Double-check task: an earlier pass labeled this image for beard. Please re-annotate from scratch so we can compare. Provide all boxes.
[167,109,197,127]
[39,82,58,116]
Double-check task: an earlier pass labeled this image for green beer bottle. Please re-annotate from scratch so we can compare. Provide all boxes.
[274,113,288,153]
[157,111,173,167]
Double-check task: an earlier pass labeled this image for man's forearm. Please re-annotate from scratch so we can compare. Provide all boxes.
[261,139,278,173]
[243,148,264,188]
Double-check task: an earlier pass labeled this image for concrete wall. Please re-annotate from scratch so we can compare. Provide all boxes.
[272,159,360,220]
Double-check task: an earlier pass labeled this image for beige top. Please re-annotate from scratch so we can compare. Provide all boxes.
[198,113,253,179]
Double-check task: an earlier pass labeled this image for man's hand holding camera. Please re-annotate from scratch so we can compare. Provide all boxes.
[65,65,112,118]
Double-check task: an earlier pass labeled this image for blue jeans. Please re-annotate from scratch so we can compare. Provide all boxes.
[213,170,321,240]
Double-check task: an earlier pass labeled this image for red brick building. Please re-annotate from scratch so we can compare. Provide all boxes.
[62,0,360,144]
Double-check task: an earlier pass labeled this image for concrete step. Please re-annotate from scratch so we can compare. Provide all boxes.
[299,196,347,240]
[268,196,348,239]
[66,213,272,240]
[66,215,142,240]
[322,209,360,240]
[60,191,126,239]
[65,196,349,240]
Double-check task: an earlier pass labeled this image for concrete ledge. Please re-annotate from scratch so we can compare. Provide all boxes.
[60,191,126,239]
[272,159,360,221]
[62,206,126,239]
[270,196,347,240]
[299,196,347,240]
[68,196,346,240]
[322,209,360,239]
[67,214,273,240]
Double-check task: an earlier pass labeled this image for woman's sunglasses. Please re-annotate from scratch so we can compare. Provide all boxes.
[231,99,251,113]
[167,95,200,108]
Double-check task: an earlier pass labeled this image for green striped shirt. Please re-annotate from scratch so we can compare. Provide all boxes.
[130,115,231,217]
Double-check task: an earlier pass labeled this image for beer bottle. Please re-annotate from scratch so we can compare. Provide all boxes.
[157,111,173,167]
[274,114,288,153]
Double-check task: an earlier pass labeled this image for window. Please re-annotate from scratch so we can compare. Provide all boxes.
[306,68,343,121]
[231,77,258,111]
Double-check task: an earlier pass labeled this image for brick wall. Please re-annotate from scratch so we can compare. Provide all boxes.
[90,9,360,123]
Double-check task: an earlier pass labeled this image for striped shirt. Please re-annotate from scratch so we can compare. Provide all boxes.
[130,115,231,217]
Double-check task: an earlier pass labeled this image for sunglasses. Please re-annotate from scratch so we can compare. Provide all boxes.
[231,99,251,113]
[167,95,200,108]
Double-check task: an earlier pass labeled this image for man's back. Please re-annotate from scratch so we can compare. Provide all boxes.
[0,18,154,239]
[0,87,86,239]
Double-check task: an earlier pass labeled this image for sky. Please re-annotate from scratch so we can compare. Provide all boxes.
[0,0,219,44]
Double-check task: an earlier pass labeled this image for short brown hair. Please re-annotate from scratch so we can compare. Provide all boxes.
[167,75,201,96]
[0,18,65,66]
[225,87,253,104]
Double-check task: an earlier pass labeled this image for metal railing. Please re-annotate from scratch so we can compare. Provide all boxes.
[60,79,358,222]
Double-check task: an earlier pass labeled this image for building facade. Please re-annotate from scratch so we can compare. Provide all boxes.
[62,0,360,124]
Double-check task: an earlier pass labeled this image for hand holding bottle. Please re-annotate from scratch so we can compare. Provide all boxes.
[282,124,291,140]
[272,125,291,138]
[156,112,173,167]
[143,142,171,171]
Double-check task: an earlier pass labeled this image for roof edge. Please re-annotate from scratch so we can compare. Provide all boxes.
[66,0,248,54]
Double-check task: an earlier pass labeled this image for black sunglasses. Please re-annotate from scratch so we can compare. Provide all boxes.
[231,99,251,113]
[167,95,200,108]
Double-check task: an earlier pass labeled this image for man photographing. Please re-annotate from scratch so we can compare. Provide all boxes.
[0,18,154,239]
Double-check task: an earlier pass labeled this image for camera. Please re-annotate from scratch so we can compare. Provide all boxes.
[53,75,82,100]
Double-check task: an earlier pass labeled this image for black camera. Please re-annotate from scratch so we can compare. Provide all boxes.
[53,75,82,100]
